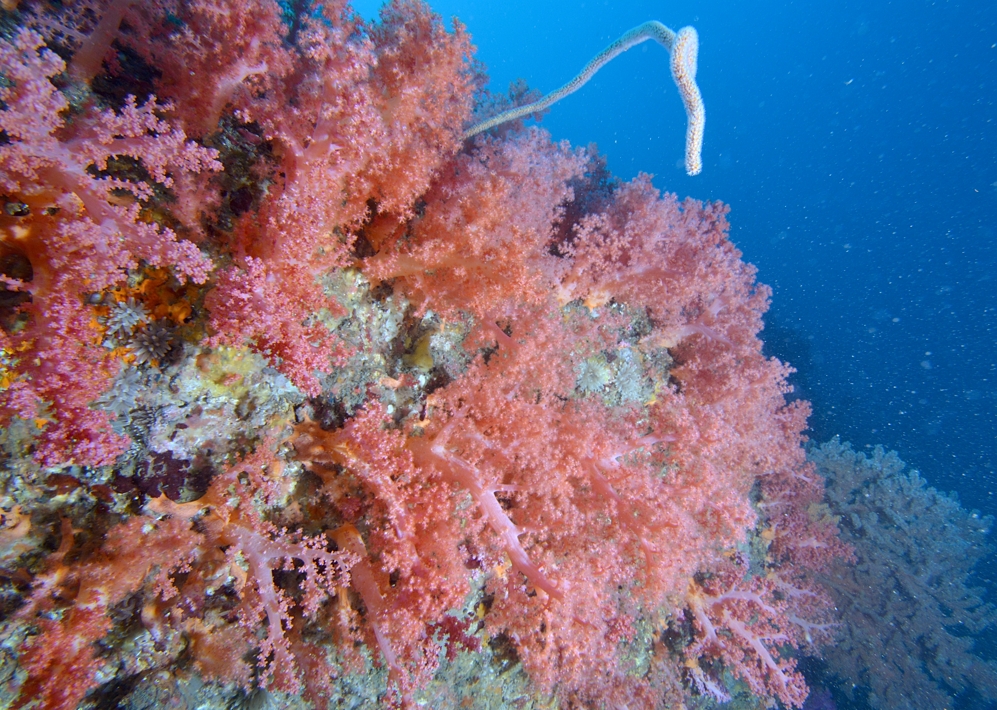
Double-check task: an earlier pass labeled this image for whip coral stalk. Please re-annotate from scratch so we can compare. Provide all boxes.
[463,21,705,175]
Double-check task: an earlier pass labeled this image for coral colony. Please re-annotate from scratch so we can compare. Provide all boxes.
[0,1,851,708]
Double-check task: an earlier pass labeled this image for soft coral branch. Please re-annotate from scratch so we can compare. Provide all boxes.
[685,570,825,708]
[143,444,355,699]
[204,0,475,394]
[13,516,200,710]
[0,29,218,465]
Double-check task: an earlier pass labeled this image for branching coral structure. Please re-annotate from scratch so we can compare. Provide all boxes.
[813,438,997,709]
[0,2,847,709]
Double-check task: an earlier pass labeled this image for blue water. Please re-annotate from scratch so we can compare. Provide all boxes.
[357,0,997,521]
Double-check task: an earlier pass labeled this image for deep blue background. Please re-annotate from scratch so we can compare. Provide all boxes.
[356,0,997,520]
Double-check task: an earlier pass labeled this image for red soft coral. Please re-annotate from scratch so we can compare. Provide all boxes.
[685,561,839,708]
[13,516,201,710]
[363,128,588,319]
[203,0,476,394]
[1,4,851,707]
[0,28,218,465]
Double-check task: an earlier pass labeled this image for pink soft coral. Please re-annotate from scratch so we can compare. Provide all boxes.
[203,0,475,394]
[2,3,850,708]
[363,128,588,319]
[313,126,839,704]
[0,28,218,465]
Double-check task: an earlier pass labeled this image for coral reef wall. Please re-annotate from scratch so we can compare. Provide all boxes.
[0,1,849,708]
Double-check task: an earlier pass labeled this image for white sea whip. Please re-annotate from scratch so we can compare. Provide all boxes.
[463,21,705,176]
